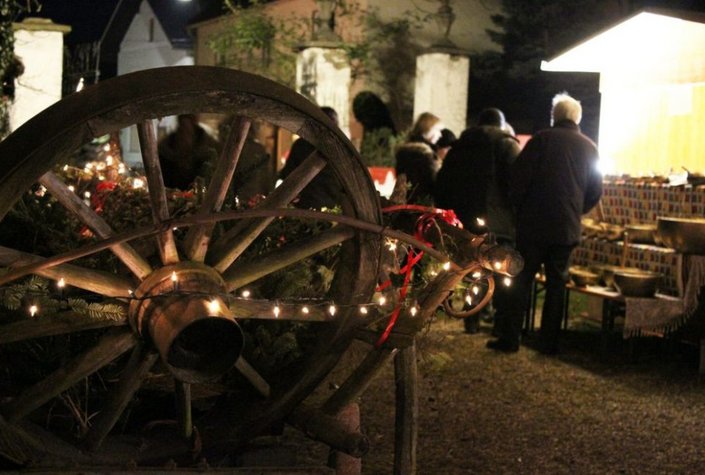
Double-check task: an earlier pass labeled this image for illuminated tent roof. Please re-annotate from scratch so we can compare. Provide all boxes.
[541,8,705,83]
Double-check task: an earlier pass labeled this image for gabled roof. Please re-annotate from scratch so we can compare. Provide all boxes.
[541,8,705,73]
[102,0,201,52]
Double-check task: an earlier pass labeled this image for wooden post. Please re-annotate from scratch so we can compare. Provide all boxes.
[327,403,362,475]
[393,339,417,475]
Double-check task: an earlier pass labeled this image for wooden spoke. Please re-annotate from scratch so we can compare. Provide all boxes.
[0,313,127,345]
[322,347,398,415]
[175,381,193,439]
[230,298,335,322]
[234,357,271,398]
[84,343,158,451]
[137,119,179,265]
[209,150,328,272]
[0,245,133,298]
[223,225,355,291]
[39,171,152,280]
[184,116,251,262]
[2,327,137,423]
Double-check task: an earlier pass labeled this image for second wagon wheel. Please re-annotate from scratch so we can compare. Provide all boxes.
[0,66,382,466]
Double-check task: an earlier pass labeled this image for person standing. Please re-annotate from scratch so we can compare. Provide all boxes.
[488,93,602,354]
[394,112,444,204]
[279,106,343,209]
[435,108,521,333]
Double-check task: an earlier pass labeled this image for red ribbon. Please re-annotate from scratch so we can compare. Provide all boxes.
[374,205,461,348]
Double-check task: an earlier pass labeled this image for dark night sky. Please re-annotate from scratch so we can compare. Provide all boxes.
[20,0,224,45]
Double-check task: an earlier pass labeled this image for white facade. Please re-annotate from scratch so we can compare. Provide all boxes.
[413,52,470,136]
[296,47,352,136]
[118,0,194,166]
[10,18,70,132]
[117,1,194,75]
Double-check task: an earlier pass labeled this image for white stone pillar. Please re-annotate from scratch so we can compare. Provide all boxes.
[296,47,351,136]
[413,51,469,137]
[10,18,71,132]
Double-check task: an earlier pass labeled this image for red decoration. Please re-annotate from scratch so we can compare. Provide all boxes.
[374,205,462,348]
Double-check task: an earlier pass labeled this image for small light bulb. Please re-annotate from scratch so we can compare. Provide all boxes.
[472,285,480,295]
[493,261,502,271]
[328,305,337,316]
[472,271,482,279]
[68,185,75,192]
[103,144,111,152]
[84,191,91,199]
[442,262,451,271]
[241,289,251,298]
[105,155,113,165]
[503,277,512,287]
[62,164,69,171]
[128,289,134,296]
[273,305,280,318]
[207,299,220,314]
[476,217,486,227]
[378,296,386,306]
[57,278,65,288]
[132,178,144,189]
[359,306,368,315]
[29,305,38,317]
[302,306,310,315]
[465,295,473,305]
[171,271,178,283]
[410,306,418,317]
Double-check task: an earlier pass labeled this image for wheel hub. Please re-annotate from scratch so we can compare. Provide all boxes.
[129,262,243,383]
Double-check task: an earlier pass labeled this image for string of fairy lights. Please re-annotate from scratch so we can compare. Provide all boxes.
[7,239,513,321]
[5,137,515,322]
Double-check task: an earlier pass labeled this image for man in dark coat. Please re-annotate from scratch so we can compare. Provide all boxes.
[435,108,520,237]
[488,93,602,354]
[435,108,520,333]
[279,106,343,209]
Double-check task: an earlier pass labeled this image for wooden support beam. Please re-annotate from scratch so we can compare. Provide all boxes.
[287,403,369,458]
[393,341,418,475]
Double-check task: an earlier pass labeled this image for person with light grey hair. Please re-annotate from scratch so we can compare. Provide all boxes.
[551,92,583,125]
[486,92,602,354]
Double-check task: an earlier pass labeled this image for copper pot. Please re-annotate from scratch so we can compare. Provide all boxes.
[613,269,661,298]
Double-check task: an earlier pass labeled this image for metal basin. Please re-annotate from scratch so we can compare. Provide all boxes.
[569,266,599,287]
[657,217,705,254]
[624,224,657,244]
[591,264,640,288]
[613,270,661,298]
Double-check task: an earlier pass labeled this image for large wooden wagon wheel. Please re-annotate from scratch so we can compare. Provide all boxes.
[0,67,522,471]
[0,66,396,467]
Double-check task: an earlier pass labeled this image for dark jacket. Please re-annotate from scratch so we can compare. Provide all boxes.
[510,120,602,245]
[434,126,520,239]
[394,142,440,205]
[279,138,342,209]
